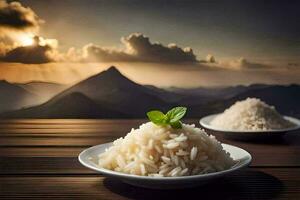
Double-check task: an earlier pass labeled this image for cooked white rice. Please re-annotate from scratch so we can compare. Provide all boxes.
[211,97,295,131]
[97,122,235,177]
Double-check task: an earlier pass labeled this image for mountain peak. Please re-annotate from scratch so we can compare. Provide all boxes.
[0,80,10,85]
[92,66,130,83]
[105,66,121,75]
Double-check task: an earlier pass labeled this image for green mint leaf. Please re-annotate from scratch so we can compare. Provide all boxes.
[166,107,187,123]
[147,110,166,125]
[146,107,187,129]
[170,120,182,129]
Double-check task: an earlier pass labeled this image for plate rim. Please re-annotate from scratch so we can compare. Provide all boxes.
[200,114,300,133]
[78,142,252,181]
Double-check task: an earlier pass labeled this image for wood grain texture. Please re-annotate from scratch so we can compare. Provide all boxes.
[0,168,299,200]
[0,119,299,200]
[0,147,84,157]
[1,150,300,175]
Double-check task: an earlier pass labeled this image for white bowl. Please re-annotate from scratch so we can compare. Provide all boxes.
[78,142,251,189]
[200,114,300,140]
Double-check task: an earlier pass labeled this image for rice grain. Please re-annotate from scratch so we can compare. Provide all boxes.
[97,122,235,177]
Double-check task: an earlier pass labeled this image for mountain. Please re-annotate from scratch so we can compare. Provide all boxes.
[143,85,184,103]
[1,66,299,119]
[169,84,269,100]
[0,80,38,113]
[0,80,69,113]
[18,81,68,102]
[52,66,171,116]
[0,92,128,118]
[2,66,172,118]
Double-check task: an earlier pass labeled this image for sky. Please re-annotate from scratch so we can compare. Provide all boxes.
[0,0,299,87]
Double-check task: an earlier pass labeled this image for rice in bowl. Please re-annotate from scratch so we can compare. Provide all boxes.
[97,122,235,177]
[210,98,295,131]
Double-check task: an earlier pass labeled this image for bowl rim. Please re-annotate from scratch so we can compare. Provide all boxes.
[78,142,252,181]
[200,114,300,133]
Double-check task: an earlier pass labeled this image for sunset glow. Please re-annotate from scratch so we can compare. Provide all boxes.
[18,35,34,46]
[0,0,298,86]
[0,2,299,196]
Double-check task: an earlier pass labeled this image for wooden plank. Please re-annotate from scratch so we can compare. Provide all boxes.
[0,136,115,146]
[0,129,126,135]
[1,134,300,166]
[1,139,300,165]
[0,157,92,174]
[3,142,299,168]
[2,137,300,167]
[0,168,299,200]
[0,129,299,146]
[0,119,147,125]
[1,149,300,175]
[0,133,121,137]
[0,119,201,129]
[0,119,299,199]
[0,147,84,157]
[0,124,138,130]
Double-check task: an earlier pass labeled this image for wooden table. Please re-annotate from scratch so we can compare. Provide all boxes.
[0,119,299,200]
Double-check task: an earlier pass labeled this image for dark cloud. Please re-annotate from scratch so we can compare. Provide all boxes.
[0,1,44,61]
[83,44,134,62]
[0,0,42,31]
[84,33,198,63]
[0,33,198,64]
[124,33,197,62]
[1,36,54,64]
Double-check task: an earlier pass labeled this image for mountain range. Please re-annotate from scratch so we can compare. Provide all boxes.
[0,80,67,113]
[1,66,299,118]
[0,80,37,113]
[18,81,68,102]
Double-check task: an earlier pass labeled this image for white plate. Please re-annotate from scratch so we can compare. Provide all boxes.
[78,142,251,189]
[200,114,300,140]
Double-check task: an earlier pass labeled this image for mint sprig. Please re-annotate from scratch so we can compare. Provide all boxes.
[147,107,187,129]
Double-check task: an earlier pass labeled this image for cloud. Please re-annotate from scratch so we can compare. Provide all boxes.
[83,43,134,62]
[215,57,274,70]
[0,40,12,55]
[83,33,198,63]
[0,0,42,32]
[205,54,216,63]
[0,1,47,63]
[0,36,58,64]
[198,54,217,64]
[123,33,197,62]
[235,57,272,69]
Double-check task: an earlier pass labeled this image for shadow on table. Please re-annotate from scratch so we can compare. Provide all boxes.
[224,131,300,146]
[205,127,300,146]
[103,170,283,200]
[230,135,289,145]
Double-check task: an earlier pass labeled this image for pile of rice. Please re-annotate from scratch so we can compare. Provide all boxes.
[211,98,295,131]
[97,122,235,177]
